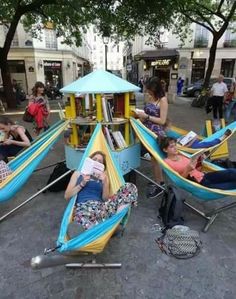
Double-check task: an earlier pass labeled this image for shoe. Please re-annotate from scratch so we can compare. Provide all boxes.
[146,183,164,199]
[143,153,151,161]
[224,129,232,137]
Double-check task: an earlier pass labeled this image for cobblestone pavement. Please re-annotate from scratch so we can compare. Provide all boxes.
[0,97,236,299]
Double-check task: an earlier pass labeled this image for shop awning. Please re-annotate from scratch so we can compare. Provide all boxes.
[134,49,179,61]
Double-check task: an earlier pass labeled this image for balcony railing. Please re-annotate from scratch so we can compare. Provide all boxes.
[194,38,208,48]
[223,40,236,48]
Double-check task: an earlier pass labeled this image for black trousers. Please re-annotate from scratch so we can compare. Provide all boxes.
[212,96,224,119]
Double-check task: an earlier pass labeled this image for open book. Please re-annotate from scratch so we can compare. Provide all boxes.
[178,131,197,146]
[81,157,105,177]
[132,108,144,114]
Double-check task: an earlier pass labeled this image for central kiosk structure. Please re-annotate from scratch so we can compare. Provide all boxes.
[60,70,141,174]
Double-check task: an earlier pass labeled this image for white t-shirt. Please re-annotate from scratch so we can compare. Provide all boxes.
[211,82,228,96]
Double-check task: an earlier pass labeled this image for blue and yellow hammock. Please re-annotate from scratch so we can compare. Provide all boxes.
[131,118,236,201]
[167,121,236,154]
[57,123,130,254]
[0,120,69,202]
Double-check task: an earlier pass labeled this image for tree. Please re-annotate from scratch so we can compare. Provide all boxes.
[0,0,119,107]
[172,0,236,89]
[113,0,236,89]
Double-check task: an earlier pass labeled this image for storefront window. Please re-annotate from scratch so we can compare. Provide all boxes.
[191,59,206,83]
[221,59,235,77]
[44,61,62,88]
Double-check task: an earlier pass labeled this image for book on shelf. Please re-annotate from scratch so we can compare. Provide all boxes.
[81,157,105,177]
[104,126,115,150]
[112,131,127,149]
[102,97,109,122]
[107,101,113,122]
[177,131,197,146]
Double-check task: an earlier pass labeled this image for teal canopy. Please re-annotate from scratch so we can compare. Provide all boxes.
[60,69,140,94]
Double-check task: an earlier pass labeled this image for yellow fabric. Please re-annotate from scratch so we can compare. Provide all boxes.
[84,128,123,196]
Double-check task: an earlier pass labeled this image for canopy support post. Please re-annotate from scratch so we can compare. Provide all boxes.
[0,169,73,223]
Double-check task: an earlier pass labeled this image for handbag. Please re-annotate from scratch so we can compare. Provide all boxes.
[23,107,34,122]
[156,225,202,259]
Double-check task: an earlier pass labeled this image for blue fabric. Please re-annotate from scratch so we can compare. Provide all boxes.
[76,175,103,203]
[191,138,221,149]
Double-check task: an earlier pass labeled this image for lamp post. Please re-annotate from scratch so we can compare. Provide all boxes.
[103,36,109,71]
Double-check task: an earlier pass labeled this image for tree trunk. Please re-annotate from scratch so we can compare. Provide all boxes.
[202,36,219,90]
[0,58,17,108]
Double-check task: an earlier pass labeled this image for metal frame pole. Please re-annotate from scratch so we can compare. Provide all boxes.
[0,169,73,223]
[131,168,165,191]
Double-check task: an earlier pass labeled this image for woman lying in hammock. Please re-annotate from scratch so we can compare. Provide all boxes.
[160,137,236,190]
[0,116,32,160]
[65,151,138,230]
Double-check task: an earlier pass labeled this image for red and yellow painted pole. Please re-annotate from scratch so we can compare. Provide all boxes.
[96,94,103,122]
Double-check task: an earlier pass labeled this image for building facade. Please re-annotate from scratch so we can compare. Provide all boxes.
[124,23,236,93]
[0,22,92,94]
[90,26,124,76]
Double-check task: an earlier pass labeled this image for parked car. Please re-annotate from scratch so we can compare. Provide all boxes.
[183,77,235,97]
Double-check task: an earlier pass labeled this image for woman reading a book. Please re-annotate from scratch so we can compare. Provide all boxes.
[65,151,138,229]
[160,137,236,190]
[135,77,168,198]
[178,129,232,149]
[0,116,32,161]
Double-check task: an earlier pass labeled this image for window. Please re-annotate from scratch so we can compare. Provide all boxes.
[194,25,209,48]
[221,59,235,77]
[191,59,206,83]
[224,29,236,47]
[3,25,19,46]
[45,29,57,49]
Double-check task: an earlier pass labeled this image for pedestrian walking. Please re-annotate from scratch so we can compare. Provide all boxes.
[177,77,184,96]
[27,81,50,135]
[210,74,228,120]
[225,78,236,123]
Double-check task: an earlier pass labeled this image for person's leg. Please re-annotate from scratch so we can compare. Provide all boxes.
[201,169,236,190]
[225,101,235,122]
[212,96,218,119]
[106,183,138,209]
[191,138,221,149]
[151,158,163,183]
[218,97,224,119]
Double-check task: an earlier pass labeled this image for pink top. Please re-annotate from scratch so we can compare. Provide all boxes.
[165,155,204,183]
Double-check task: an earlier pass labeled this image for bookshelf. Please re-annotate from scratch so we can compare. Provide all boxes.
[61,69,141,175]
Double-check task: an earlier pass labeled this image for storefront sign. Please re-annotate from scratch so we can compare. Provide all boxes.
[44,61,61,68]
[151,59,171,66]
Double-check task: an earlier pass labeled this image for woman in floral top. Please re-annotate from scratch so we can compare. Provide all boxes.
[136,77,168,198]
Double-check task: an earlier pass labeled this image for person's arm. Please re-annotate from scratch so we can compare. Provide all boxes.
[136,97,168,125]
[64,171,90,200]
[3,127,31,147]
[148,97,168,125]
[99,171,110,200]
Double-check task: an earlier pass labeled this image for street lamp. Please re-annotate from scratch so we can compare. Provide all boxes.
[103,36,109,71]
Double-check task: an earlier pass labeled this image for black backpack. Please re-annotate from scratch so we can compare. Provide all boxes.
[159,185,184,229]
[45,162,73,192]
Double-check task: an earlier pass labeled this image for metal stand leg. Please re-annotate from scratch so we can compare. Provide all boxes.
[184,199,236,232]
[0,169,73,222]
[131,168,165,196]
[31,254,121,269]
